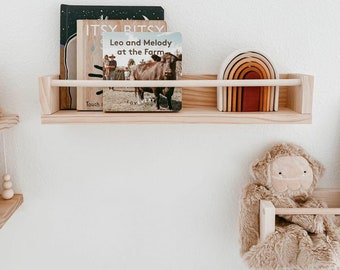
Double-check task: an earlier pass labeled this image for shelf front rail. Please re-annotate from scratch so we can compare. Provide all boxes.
[50,78,302,88]
[39,74,313,118]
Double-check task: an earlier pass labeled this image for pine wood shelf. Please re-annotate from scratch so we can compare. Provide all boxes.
[0,115,22,229]
[39,74,313,124]
[0,115,19,131]
[41,107,311,124]
[0,194,23,229]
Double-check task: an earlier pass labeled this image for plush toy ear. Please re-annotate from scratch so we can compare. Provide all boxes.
[286,143,325,189]
[251,155,270,185]
[301,150,325,182]
[250,143,286,184]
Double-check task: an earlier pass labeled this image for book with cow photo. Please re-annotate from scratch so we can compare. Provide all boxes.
[76,19,167,111]
[102,31,182,112]
[60,4,164,110]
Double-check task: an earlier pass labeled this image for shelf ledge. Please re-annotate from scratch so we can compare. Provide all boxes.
[0,115,19,131]
[41,107,311,124]
[39,74,313,124]
[0,194,23,229]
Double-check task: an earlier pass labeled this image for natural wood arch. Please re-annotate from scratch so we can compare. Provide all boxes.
[235,65,266,111]
[228,58,270,111]
[239,53,278,111]
[221,51,278,112]
[238,68,263,112]
[242,71,262,111]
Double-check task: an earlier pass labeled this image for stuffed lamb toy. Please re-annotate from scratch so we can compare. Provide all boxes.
[239,143,340,269]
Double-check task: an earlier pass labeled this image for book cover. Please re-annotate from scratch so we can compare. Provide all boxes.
[76,20,167,111]
[60,4,164,109]
[102,32,182,112]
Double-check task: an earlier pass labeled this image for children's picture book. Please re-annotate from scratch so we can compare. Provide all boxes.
[76,19,167,111]
[101,32,182,112]
[60,4,164,110]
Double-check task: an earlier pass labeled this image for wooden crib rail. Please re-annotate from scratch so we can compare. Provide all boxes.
[260,188,340,242]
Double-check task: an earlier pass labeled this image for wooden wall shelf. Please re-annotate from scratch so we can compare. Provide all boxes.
[0,194,23,229]
[0,115,22,229]
[39,74,313,124]
[0,115,19,131]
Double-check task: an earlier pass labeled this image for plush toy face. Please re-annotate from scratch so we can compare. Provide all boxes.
[269,156,313,195]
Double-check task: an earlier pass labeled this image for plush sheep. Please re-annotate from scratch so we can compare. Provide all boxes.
[239,143,340,270]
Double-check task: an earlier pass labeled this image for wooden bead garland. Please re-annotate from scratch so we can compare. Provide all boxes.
[1,132,14,200]
[1,173,14,200]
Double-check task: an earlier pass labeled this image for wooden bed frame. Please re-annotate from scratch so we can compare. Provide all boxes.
[260,188,340,241]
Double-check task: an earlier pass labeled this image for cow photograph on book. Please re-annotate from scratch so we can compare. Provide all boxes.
[102,32,182,112]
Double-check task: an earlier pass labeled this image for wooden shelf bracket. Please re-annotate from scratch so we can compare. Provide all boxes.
[0,194,23,229]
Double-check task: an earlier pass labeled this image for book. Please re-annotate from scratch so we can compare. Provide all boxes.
[76,20,167,111]
[60,4,164,110]
[101,32,182,112]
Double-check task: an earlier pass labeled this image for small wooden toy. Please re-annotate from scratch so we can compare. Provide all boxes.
[1,173,14,200]
[1,132,14,200]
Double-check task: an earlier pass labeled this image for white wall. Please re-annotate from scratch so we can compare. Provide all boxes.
[1,0,340,269]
